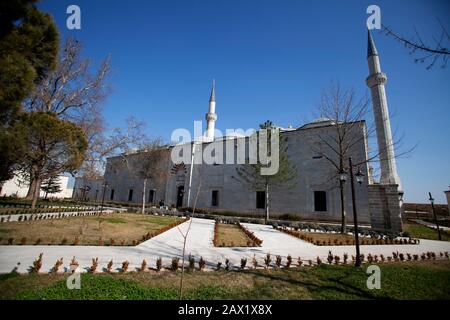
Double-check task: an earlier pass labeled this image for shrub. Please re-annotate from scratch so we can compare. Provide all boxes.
[286,255,292,268]
[343,253,348,264]
[61,238,68,245]
[122,260,129,273]
[156,257,162,271]
[7,238,13,245]
[413,254,419,261]
[31,253,43,273]
[392,252,398,261]
[367,254,373,263]
[70,256,79,272]
[264,253,271,268]
[327,251,333,264]
[334,255,340,265]
[225,258,231,271]
[251,255,258,269]
[98,238,104,246]
[171,257,180,271]
[315,257,321,265]
[107,259,113,273]
[198,256,206,271]
[110,239,115,246]
[20,237,27,245]
[140,259,147,272]
[186,254,195,271]
[216,262,222,270]
[90,257,99,273]
[74,237,80,246]
[240,258,247,270]
[275,255,282,268]
[52,257,63,273]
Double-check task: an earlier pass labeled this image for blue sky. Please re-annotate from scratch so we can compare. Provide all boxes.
[39,0,450,204]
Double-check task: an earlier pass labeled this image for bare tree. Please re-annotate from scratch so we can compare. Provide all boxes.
[114,138,169,213]
[177,180,201,300]
[311,84,413,233]
[80,117,151,180]
[235,121,297,223]
[23,37,111,197]
[382,21,450,69]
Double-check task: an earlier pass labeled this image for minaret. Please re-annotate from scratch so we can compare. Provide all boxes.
[205,79,217,142]
[366,31,401,189]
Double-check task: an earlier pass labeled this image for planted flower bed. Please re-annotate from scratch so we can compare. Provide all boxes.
[277,226,420,246]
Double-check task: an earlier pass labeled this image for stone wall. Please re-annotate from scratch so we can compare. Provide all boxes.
[368,184,402,233]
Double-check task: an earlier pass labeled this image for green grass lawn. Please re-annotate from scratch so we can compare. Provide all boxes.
[403,221,450,241]
[1,261,449,300]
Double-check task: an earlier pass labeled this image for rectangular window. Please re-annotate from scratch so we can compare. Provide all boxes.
[110,189,115,201]
[314,191,327,212]
[211,190,219,207]
[128,189,134,202]
[256,191,266,209]
[149,189,155,203]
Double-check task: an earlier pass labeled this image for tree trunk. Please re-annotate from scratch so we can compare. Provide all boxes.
[339,178,347,234]
[141,178,147,214]
[31,177,41,209]
[265,182,270,223]
[25,176,36,200]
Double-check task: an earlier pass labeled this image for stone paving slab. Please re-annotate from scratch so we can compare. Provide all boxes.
[1,218,450,274]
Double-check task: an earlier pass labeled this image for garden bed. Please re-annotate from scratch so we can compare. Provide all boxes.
[0,213,186,246]
[213,222,262,247]
[277,227,420,246]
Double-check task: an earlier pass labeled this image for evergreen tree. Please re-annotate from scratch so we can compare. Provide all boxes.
[0,0,59,184]
[41,175,62,199]
[11,112,87,208]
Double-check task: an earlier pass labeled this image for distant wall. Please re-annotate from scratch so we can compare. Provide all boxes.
[1,174,72,199]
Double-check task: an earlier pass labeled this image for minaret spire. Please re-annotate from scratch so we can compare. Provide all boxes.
[205,79,217,141]
[209,78,215,102]
[366,30,401,189]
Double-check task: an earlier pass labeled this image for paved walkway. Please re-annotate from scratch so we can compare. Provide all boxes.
[1,218,449,274]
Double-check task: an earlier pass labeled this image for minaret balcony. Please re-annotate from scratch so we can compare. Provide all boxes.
[206,113,217,121]
[366,72,387,88]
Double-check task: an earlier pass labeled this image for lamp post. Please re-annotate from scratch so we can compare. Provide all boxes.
[428,192,442,241]
[341,158,364,267]
[100,181,108,215]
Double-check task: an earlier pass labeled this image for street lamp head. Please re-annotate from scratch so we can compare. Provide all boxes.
[355,168,364,185]
[428,192,434,203]
[398,191,404,202]
[339,170,348,182]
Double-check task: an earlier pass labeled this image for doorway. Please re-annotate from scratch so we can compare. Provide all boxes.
[176,186,184,208]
